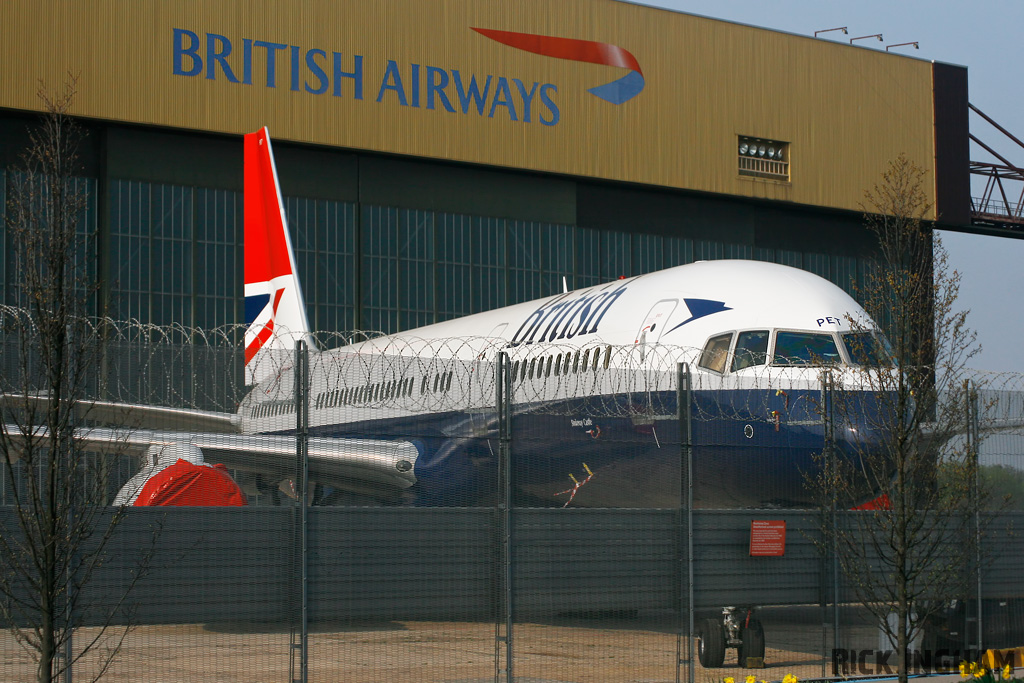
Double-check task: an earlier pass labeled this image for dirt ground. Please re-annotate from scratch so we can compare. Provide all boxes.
[0,612,845,683]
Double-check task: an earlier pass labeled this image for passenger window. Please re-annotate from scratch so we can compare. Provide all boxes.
[698,333,733,373]
[773,331,841,366]
[732,330,770,371]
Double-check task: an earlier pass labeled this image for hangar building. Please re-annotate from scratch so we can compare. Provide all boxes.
[0,0,969,335]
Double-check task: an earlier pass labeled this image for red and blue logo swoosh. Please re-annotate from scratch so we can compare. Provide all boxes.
[472,28,644,105]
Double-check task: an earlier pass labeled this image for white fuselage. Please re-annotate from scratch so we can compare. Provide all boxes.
[241,259,872,434]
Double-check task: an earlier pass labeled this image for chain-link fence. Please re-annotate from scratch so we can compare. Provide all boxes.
[2,314,1024,682]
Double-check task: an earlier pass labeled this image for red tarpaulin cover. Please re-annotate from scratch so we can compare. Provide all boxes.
[852,493,892,511]
[134,459,248,506]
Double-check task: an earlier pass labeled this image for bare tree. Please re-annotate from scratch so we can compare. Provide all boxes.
[0,78,148,683]
[809,154,983,683]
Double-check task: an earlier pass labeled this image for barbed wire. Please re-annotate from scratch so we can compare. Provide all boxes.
[2,307,1024,431]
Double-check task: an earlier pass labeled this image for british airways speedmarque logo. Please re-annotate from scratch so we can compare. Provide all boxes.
[471,28,645,105]
[663,299,732,336]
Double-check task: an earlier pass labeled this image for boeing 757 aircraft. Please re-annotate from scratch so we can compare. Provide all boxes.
[3,127,885,513]
[3,127,904,666]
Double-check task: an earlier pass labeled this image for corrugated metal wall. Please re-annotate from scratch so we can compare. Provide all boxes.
[0,0,943,217]
[6,508,1019,627]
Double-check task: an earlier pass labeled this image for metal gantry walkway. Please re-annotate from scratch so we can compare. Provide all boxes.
[970,104,1024,234]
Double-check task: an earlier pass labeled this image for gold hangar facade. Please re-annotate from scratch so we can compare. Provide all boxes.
[0,0,969,334]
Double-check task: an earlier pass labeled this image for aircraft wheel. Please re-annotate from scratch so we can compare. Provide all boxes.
[697,617,726,668]
[738,618,765,667]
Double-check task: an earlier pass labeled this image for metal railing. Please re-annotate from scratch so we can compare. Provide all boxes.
[738,155,790,180]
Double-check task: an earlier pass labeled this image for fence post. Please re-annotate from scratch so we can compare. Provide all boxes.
[290,340,309,683]
[63,322,76,683]
[967,379,983,654]
[496,352,514,682]
[820,369,840,668]
[676,362,694,683]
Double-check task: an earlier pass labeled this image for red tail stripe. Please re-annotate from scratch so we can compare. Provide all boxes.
[244,320,275,364]
[244,288,286,364]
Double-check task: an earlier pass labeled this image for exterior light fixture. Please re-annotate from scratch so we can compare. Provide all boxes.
[886,42,919,52]
[814,27,848,38]
[850,33,883,45]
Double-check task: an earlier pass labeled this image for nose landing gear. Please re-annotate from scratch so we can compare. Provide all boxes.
[696,606,765,669]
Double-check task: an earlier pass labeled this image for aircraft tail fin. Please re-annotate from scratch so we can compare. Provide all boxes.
[243,127,315,385]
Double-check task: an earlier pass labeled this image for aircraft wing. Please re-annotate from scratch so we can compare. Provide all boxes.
[3,394,242,433]
[978,417,1024,436]
[1,422,419,495]
[172,431,420,492]
[922,417,1024,442]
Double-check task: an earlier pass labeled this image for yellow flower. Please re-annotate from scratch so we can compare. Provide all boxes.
[974,668,986,679]
[961,662,970,678]
[724,677,734,683]
[782,675,799,683]
[746,676,756,683]
[1003,664,1013,681]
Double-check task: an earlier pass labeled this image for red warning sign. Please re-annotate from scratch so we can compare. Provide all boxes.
[749,520,786,556]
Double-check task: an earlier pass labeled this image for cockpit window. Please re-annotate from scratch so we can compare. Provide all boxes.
[699,333,733,373]
[732,330,769,371]
[773,331,841,366]
[841,331,892,366]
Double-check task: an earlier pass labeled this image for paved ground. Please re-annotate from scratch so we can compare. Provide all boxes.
[0,614,842,683]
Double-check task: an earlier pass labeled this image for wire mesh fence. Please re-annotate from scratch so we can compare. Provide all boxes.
[2,315,1024,682]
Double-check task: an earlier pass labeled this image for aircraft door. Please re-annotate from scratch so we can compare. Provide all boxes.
[634,299,678,345]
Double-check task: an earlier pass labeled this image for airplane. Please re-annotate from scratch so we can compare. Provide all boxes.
[0,127,902,667]
[0,126,888,512]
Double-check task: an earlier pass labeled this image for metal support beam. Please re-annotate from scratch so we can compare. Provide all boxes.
[969,104,1024,232]
[496,352,514,682]
[290,340,309,683]
[676,363,694,683]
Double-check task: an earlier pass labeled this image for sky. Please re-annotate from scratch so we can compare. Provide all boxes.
[638,1,1024,374]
